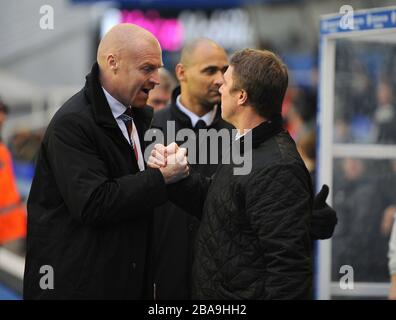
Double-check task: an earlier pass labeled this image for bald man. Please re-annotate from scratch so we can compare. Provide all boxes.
[23,24,188,299]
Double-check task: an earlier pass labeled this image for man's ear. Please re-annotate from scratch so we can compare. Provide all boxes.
[175,63,186,82]
[237,89,248,106]
[107,54,118,74]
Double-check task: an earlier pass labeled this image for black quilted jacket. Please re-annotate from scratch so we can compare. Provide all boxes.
[168,115,313,299]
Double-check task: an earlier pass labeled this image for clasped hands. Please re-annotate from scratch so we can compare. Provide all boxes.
[148,142,190,184]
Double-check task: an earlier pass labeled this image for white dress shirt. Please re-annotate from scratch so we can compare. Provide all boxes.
[176,95,217,127]
[102,87,145,171]
[235,129,251,141]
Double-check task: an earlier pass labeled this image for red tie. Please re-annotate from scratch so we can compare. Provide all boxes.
[123,108,139,162]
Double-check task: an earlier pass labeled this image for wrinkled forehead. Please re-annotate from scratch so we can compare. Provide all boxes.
[190,46,228,68]
[197,59,229,71]
[124,38,163,65]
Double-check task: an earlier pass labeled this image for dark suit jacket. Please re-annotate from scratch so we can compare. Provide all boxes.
[24,63,167,299]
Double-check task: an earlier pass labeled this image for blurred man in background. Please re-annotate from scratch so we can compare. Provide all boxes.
[380,160,396,236]
[147,68,176,112]
[375,80,396,144]
[332,158,388,282]
[0,99,27,252]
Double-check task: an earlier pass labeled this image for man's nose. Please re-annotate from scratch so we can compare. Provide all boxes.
[151,69,160,85]
[213,71,224,86]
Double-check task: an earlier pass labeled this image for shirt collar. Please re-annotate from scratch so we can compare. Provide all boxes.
[102,87,128,119]
[235,129,252,141]
[176,95,217,127]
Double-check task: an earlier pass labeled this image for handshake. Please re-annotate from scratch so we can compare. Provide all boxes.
[148,142,190,184]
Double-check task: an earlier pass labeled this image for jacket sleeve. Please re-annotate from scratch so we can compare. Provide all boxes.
[166,171,211,220]
[46,114,167,226]
[245,163,313,299]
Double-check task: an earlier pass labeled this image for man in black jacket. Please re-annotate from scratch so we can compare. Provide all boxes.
[149,48,314,299]
[150,39,336,299]
[23,24,189,299]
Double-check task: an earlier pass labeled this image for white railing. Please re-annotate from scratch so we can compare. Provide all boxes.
[0,248,24,281]
[2,86,80,144]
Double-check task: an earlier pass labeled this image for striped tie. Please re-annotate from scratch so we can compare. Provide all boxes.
[121,108,139,162]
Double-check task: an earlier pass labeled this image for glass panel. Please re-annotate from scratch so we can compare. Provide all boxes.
[333,39,396,144]
[331,158,396,283]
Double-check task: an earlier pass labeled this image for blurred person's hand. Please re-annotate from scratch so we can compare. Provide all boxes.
[311,184,338,240]
[381,205,396,236]
[389,275,396,300]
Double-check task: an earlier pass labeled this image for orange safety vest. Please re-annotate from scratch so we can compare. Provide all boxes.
[0,142,27,244]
